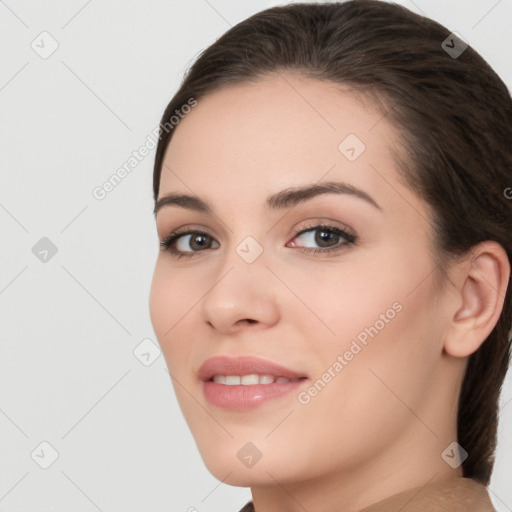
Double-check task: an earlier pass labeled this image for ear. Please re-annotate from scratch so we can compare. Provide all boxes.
[444,240,510,358]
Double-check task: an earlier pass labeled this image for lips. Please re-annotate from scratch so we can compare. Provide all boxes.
[198,355,309,411]
[198,355,308,382]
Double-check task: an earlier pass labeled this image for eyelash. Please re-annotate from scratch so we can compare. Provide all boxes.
[159,223,357,259]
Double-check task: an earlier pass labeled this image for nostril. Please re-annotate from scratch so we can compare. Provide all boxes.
[242,319,258,325]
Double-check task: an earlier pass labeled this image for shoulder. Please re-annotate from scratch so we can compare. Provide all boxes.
[237,502,254,512]
[362,477,495,512]
[235,478,495,512]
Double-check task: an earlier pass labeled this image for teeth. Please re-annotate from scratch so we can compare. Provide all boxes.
[241,374,259,385]
[225,376,241,385]
[212,374,300,385]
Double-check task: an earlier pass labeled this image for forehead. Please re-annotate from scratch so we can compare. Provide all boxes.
[159,72,415,216]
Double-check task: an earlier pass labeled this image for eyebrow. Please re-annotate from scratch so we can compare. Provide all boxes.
[153,180,381,216]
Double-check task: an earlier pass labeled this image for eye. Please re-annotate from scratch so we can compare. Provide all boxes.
[159,223,357,259]
[160,229,219,258]
[288,224,356,254]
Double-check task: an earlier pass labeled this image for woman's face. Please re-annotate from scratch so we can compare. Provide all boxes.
[149,73,461,488]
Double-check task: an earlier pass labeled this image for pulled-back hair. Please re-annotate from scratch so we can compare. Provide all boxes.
[153,0,512,485]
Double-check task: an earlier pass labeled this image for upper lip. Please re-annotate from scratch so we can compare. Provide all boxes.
[198,355,308,381]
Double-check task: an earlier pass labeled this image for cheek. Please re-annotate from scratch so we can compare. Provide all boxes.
[149,265,201,425]
[149,261,194,365]
[254,289,442,480]
[275,252,404,343]
[315,270,442,419]
[284,245,443,426]
[149,262,172,342]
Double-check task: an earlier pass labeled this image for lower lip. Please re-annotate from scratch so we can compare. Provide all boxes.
[202,379,306,411]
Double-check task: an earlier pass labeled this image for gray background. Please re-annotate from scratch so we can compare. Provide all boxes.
[0,0,511,511]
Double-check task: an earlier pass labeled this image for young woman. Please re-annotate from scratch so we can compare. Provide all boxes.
[149,1,511,510]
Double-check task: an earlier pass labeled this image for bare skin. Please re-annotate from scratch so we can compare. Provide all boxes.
[149,72,509,512]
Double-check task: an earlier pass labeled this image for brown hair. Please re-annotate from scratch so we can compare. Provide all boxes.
[152,0,512,485]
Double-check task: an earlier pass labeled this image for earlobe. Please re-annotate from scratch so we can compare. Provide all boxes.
[444,241,510,358]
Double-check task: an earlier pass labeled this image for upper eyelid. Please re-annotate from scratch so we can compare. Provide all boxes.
[293,221,355,238]
[160,221,352,239]
[159,217,354,235]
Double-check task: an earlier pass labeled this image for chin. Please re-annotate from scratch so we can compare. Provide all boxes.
[202,456,284,487]
[192,435,292,486]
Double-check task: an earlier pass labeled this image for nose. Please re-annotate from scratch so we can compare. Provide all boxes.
[200,247,280,335]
